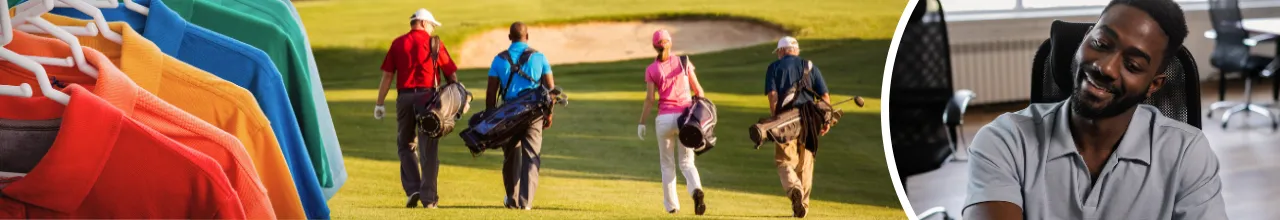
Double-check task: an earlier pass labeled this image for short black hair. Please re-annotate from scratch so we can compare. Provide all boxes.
[509,22,528,42]
[1102,0,1188,61]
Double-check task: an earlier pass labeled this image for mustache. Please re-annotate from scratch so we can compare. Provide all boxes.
[1075,62,1124,94]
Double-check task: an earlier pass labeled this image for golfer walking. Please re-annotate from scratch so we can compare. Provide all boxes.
[636,29,708,215]
[374,8,458,209]
[764,36,830,218]
[486,22,557,210]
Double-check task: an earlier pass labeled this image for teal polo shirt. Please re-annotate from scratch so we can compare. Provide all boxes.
[966,101,1226,219]
[280,0,347,200]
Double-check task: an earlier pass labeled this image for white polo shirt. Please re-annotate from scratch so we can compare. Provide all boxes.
[964,100,1226,220]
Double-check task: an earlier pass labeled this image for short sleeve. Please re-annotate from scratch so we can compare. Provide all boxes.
[539,53,553,75]
[437,44,459,77]
[764,63,777,94]
[380,41,398,73]
[809,64,828,94]
[488,54,505,78]
[1172,134,1227,220]
[963,119,1027,214]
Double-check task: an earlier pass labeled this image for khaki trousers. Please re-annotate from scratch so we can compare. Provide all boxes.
[775,139,814,207]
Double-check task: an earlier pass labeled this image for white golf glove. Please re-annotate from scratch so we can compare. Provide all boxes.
[374,105,386,120]
[637,124,646,141]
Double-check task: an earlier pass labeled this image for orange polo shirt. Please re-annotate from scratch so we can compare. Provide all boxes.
[22,14,308,218]
[0,30,275,219]
[0,85,245,219]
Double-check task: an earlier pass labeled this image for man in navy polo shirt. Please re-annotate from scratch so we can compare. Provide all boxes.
[764,36,830,218]
[376,8,458,209]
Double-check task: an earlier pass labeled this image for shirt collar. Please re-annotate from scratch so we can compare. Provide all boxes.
[2,29,144,115]
[0,85,122,213]
[509,42,530,53]
[1048,99,1153,165]
[137,0,189,56]
[34,14,165,96]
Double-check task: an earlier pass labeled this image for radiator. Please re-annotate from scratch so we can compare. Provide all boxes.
[949,39,1045,105]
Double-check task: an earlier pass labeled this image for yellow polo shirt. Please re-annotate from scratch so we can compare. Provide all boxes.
[33,14,309,218]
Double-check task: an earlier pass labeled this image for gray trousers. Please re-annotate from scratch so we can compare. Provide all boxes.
[396,91,439,205]
[503,118,544,209]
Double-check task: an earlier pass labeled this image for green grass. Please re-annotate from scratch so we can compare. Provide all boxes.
[298,0,906,219]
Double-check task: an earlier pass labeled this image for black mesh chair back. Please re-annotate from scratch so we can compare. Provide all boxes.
[889,0,954,182]
[1030,20,1202,128]
[1208,0,1252,72]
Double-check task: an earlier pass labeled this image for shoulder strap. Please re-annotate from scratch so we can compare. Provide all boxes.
[429,36,443,88]
[680,55,696,98]
[782,60,826,108]
[496,49,540,100]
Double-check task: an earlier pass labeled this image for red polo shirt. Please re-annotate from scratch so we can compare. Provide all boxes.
[0,85,245,219]
[381,29,458,90]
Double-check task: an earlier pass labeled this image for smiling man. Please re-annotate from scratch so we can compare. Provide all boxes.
[962,0,1226,219]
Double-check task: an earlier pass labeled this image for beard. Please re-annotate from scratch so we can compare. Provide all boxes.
[1068,59,1149,120]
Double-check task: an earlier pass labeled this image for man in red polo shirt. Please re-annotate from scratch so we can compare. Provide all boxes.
[375,8,458,209]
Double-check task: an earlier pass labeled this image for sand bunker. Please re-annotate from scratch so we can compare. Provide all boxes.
[457,20,787,68]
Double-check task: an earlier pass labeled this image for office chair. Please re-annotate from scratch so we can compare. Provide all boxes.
[1206,0,1278,129]
[1030,20,1202,129]
[888,0,968,219]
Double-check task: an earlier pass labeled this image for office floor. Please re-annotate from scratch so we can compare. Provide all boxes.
[905,78,1280,220]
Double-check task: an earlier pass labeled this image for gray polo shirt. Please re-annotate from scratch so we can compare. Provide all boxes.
[964,101,1226,220]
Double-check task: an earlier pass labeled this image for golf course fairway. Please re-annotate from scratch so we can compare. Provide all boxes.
[297,0,907,219]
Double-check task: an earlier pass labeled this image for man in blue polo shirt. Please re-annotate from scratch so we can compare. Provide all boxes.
[764,36,829,218]
[485,22,556,210]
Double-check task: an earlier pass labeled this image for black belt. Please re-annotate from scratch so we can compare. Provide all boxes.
[399,88,433,94]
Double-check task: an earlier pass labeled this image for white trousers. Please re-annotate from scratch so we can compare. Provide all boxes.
[655,113,703,211]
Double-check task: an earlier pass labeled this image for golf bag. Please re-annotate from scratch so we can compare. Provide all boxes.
[417,83,472,138]
[459,87,558,155]
[413,36,473,138]
[459,48,567,156]
[749,100,842,148]
[673,56,718,155]
[748,60,842,148]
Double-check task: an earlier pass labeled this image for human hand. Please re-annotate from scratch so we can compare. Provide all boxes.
[374,105,386,120]
[637,124,647,140]
[543,113,554,129]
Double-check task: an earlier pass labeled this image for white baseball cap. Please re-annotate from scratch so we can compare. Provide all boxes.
[411,8,442,27]
[775,36,799,52]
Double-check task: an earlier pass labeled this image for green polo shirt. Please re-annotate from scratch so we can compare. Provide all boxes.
[163,0,333,188]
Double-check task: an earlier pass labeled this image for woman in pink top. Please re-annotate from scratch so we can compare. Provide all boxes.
[636,29,708,215]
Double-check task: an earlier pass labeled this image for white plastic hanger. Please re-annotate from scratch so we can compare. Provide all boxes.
[12,0,99,78]
[0,1,74,68]
[16,0,122,44]
[0,1,69,104]
[123,0,148,16]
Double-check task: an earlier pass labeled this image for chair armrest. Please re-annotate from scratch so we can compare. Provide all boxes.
[916,207,951,220]
[943,90,976,126]
[1246,33,1278,47]
[1205,30,1277,46]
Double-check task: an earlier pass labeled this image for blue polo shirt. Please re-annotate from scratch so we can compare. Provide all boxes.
[765,55,829,107]
[32,0,331,218]
[488,42,553,101]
